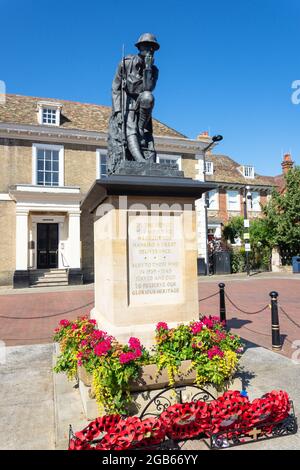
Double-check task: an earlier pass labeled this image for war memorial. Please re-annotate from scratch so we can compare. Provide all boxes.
[53,34,298,451]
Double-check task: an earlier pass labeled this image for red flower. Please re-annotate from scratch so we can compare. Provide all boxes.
[156,322,169,331]
[119,352,136,364]
[191,321,203,335]
[59,319,70,327]
[94,339,111,356]
[207,346,224,359]
[128,337,141,349]
[93,330,106,340]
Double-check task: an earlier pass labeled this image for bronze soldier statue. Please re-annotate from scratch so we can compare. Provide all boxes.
[107,33,160,174]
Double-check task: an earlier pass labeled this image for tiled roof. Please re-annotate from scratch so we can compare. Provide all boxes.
[0,94,186,138]
[205,154,276,187]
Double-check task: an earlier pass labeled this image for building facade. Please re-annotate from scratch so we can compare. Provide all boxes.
[204,153,275,241]
[0,94,211,287]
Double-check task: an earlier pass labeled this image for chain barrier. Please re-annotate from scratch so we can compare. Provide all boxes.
[0,301,94,320]
[279,305,300,330]
[224,292,269,315]
[198,291,219,302]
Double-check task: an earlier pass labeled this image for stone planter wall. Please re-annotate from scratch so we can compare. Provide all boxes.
[77,362,241,420]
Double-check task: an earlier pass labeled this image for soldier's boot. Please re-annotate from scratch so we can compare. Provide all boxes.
[138,91,154,143]
[127,135,145,162]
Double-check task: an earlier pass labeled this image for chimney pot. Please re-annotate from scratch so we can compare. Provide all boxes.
[282,153,294,174]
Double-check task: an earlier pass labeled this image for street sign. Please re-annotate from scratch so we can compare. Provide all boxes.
[244,233,250,240]
[244,219,250,228]
[245,243,251,252]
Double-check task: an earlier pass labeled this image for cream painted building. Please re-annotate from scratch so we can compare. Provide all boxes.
[0,94,212,287]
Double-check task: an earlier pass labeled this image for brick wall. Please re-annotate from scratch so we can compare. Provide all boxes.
[208,188,269,228]
[64,143,98,194]
[0,139,32,191]
[0,200,16,286]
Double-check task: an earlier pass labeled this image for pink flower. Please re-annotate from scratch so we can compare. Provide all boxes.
[59,319,70,327]
[128,337,141,350]
[93,330,106,340]
[94,339,111,356]
[156,322,169,331]
[134,348,142,358]
[80,340,88,347]
[89,319,97,325]
[207,346,224,359]
[191,322,203,335]
[77,360,82,366]
[71,324,78,330]
[216,330,226,341]
[119,352,136,364]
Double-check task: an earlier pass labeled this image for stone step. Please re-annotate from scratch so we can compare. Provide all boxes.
[30,273,68,280]
[30,280,69,288]
[29,269,67,275]
[30,275,68,282]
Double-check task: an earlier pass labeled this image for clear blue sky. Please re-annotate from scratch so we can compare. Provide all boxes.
[1,0,299,176]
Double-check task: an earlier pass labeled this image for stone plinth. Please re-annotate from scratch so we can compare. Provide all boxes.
[81,175,215,348]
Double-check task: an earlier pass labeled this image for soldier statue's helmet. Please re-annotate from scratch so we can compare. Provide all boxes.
[135,33,160,51]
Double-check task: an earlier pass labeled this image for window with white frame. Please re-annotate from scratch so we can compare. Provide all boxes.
[249,191,261,211]
[205,161,214,175]
[42,108,57,125]
[96,149,108,178]
[37,101,62,126]
[227,190,240,211]
[32,144,64,186]
[207,189,219,210]
[157,154,181,170]
[243,165,254,178]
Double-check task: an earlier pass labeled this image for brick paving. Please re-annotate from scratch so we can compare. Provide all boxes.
[0,288,94,346]
[0,275,299,359]
[198,276,300,359]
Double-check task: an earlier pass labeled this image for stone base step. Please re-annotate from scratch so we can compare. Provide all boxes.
[29,269,68,287]
[30,281,69,288]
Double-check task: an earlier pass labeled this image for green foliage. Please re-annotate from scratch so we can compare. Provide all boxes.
[231,249,246,273]
[53,317,243,414]
[223,216,244,243]
[153,319,242,387]
[263,167,300,251]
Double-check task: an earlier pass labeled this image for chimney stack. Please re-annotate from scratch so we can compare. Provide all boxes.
[196,131,209,140]
[281,153,294,174]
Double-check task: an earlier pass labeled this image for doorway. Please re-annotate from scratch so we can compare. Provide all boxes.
[37,223,58,269]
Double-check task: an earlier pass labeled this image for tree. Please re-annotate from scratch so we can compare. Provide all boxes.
[263,167,300,251]
[223,216,244,243]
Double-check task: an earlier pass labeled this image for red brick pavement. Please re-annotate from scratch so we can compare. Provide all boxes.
[0,279,299,359]
[0,289,94,346]
[198,278,300,358]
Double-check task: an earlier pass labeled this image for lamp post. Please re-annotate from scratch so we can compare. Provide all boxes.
[203,135,223,275]
[243,185,252,276]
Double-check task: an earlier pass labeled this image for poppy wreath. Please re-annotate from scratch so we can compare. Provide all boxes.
[208,390,250,435]
[241,390,291,436]
[69,414,121,450]
[69,390,291,450]
[160,401,210,440]
[69,415,166,450]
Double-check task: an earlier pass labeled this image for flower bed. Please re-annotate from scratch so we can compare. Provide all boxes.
[54,316,243,414]
[68,390,293,450]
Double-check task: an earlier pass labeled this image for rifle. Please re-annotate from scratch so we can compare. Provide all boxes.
[120,44,126,160]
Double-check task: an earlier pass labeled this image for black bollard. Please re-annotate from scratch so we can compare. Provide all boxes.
[219,283,227,326]
[269,291,281,351]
